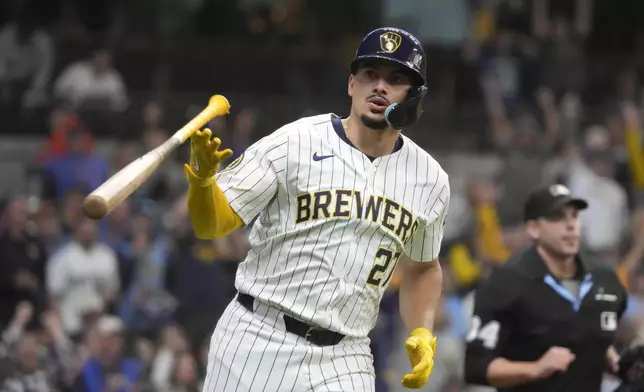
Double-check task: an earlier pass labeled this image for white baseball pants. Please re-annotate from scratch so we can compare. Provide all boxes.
[202,295,376,392]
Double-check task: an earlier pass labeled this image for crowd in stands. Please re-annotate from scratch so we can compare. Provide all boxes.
[1,0,644,391]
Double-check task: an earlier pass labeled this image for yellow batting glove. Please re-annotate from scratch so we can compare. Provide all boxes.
[184,128,233,184]
[401,328,436,389]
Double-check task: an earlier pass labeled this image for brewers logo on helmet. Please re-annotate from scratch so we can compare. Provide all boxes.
[380,31,402,53]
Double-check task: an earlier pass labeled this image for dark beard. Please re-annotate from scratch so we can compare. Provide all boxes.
[360,114,388,130]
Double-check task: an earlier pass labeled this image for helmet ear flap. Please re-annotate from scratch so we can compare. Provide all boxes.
[385,86,427,130]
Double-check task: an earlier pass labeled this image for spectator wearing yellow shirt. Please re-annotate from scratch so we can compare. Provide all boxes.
[622,102,644,192]
[468,180,511,263]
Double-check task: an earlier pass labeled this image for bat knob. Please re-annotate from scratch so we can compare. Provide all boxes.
[83,195,108,220]
[209,95,231,115]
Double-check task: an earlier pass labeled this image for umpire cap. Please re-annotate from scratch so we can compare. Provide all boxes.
[524,184,588,221]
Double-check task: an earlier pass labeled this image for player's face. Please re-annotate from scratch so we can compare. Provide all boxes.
[348,61,413,130]
[530,205,582,258]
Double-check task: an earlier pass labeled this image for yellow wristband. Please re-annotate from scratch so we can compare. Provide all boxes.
[184,164,215,188]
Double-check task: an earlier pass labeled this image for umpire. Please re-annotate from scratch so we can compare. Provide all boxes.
[464,184,628,391]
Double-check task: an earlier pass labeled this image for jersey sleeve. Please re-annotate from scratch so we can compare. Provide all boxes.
[216,132,286,225]
[464,267,517,386]
[404,172,450,262]
[616,273,629,319]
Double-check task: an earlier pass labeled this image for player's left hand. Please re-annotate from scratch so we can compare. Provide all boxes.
[401,328,436,389]
[185,128,233,180]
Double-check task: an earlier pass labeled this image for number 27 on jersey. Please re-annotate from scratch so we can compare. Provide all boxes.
[366,247,401,287]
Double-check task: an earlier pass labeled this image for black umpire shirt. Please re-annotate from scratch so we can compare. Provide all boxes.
[464,246,628,392]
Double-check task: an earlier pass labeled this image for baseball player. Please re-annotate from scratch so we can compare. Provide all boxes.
[184,27,450,391]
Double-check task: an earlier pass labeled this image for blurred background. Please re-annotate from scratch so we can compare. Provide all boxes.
[1,0,644,391]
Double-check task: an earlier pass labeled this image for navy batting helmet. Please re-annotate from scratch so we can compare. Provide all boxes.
[350,27,427,130]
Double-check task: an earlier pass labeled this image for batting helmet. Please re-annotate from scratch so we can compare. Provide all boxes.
[350,27,428,130]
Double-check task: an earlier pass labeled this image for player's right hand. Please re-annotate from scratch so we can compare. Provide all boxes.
[534,346,576,379]
[401,328,436,389]
[185,128,233,179]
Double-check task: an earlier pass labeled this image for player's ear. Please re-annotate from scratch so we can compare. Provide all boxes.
[525,220,540,241]
[348,74,355,97]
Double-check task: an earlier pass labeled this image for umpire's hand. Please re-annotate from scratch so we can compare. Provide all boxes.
[533,347,576,379]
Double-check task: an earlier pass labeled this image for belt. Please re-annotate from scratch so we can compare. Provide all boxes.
[237,293,345,346]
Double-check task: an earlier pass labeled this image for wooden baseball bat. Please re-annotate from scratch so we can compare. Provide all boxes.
[82,95,231,220]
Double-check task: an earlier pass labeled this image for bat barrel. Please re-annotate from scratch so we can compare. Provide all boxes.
[81,148,165,219]
[83,194,109,220]
[81,94,231,220]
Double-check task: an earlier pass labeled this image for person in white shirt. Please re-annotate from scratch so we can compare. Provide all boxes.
[0,19,54,109]
[46,217,120,337]
[54,47,127,112]
[567,126,629,260]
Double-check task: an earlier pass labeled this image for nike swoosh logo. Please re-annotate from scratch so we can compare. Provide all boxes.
[313,153,334,161]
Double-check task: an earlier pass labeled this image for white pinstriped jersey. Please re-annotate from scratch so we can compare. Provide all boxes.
[216,113,450,338]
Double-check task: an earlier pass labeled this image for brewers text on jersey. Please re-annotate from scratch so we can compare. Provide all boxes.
[295,189,420,245]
